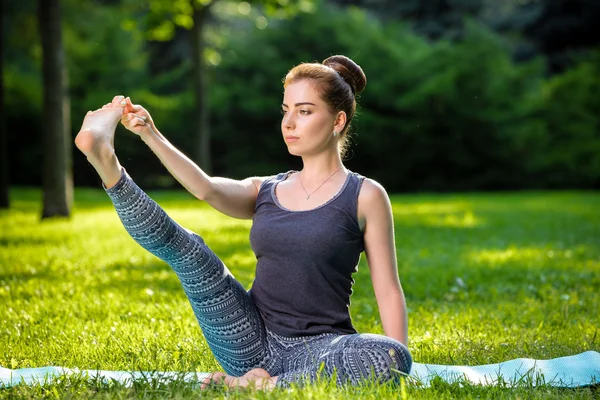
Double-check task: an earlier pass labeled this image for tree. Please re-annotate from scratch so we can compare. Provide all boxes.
[190,0,215,174]
[0,4,8,208]
[125,0,314,175]
[39,0,72,218]
[330,0,483,39]
[509,0,600,74]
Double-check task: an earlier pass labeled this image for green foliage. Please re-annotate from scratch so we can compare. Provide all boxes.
[4,0,600,189]
[358,21,546,190]
[529,56,600,187]
[119,0,317,43]
[64,2,149,113]
[211,4,551,190]
[1,188,599,398]
[332,0,484,40]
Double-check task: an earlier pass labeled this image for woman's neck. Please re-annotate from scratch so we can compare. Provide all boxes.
[299,153,345,182]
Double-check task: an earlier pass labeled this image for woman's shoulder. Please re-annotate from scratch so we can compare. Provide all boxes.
[356,175,391,208]
[354,176,393,232]
[254,170,296,192]
[349,172,388,199]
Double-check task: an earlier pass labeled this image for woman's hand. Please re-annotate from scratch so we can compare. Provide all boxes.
[201,368,277,390]
[120,97,155,137]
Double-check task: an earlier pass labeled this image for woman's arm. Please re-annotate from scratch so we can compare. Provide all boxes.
[121,98,264,219]
[358,179,408,346]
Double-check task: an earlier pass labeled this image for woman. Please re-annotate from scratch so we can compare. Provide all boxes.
[75,55,412,389]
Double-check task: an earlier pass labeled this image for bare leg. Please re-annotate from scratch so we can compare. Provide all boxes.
[74,95,126,188]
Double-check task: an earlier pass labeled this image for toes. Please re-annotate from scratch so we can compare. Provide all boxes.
[112,95,125,105]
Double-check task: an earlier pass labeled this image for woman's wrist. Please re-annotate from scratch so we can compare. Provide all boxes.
[139,126,160,145]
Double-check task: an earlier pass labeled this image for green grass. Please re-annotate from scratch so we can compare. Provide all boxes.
[1,187,599,399]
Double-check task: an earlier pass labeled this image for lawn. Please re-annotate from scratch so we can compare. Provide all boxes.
[0,187,599,399]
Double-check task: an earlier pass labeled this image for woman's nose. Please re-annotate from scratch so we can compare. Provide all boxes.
[283,112,295,130]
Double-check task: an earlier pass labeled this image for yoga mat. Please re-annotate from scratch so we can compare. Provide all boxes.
[409,351,599,388]
[1,351,599,389]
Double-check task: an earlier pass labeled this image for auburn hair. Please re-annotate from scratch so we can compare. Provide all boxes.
[283,55,367,158]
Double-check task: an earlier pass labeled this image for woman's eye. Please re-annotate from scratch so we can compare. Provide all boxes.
[280,109,287,115]
[299,110,310,115]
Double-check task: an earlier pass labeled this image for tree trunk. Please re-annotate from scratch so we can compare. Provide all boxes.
[190,4,212,174]
[0,4,9,209]
[39,0,72,218]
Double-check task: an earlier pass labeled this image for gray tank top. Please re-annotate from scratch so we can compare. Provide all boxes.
[249,170,365,337]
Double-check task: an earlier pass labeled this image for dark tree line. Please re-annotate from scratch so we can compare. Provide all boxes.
[332,0,600,74]
[4,0,309,218]
[2,0,599,216]
[0,2,8,209]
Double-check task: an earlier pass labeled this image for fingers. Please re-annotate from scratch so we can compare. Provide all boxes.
[223,375,240,388]
[245,368,271,379]
[198,371,271,390]
[121,113,147,127]
[200,372,226,389]
[123,97,143,113]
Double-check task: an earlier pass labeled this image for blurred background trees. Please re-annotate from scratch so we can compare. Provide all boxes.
[0,0,8,208]
[3,0,600,201]
[39,0,72,218]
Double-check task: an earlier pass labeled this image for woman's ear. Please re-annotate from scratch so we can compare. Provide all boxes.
[334,111,347,134]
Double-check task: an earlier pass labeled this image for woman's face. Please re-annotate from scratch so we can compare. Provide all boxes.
[281,80,338,157]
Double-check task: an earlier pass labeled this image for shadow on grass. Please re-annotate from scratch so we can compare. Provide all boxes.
[0,236,70,247]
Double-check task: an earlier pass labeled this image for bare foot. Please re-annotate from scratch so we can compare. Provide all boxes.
[75,96,126,187]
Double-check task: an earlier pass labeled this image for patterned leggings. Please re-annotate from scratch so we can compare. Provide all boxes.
[105,170,412,387]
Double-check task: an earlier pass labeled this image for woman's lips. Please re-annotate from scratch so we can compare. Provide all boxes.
[285,136,299,143]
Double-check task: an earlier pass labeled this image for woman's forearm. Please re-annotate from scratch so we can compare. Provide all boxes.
[140,127,214,200]
[379,290,409,346]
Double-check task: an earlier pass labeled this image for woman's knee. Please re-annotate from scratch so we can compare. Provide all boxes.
[357,334,412,379]
[384,339,412,376]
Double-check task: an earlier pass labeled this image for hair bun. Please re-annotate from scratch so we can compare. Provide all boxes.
[323,55,367,95]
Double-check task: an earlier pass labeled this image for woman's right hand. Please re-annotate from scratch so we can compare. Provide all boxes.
[120,97,156,138]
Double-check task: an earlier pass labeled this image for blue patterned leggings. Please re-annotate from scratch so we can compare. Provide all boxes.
[105,170,412,387]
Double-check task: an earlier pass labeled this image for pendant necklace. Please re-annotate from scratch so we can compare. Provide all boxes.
[299,167,343,200]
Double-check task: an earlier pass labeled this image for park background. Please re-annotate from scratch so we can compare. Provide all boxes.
[2,0,600,215]
[1,0,600,398]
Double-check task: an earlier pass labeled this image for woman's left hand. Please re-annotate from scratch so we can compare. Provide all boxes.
[201,368,276,390]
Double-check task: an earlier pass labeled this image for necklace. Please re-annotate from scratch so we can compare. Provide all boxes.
[298,167,343,200]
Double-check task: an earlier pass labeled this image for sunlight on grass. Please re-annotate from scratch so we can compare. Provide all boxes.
[394,203,484,228]
[423,210,481,228]
[468,245,591,268]
[1,188,599,398]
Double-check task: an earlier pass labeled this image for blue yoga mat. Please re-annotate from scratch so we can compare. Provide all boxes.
[1,351,599,388]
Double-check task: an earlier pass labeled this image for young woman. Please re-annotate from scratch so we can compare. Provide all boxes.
[74,55,412,389]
